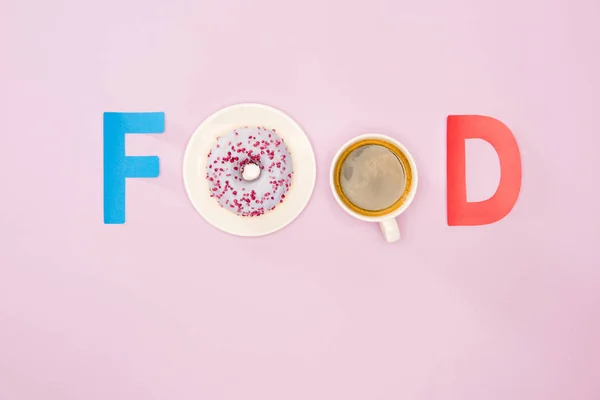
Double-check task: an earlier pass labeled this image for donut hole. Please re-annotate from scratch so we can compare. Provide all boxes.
[241,162,261,182]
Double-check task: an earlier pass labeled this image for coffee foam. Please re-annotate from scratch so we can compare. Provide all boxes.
[339,145,406,211]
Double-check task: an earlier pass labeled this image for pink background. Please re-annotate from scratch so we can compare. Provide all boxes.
[1,0,599,399]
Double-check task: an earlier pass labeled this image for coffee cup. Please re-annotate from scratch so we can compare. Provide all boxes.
[330,134,418,242]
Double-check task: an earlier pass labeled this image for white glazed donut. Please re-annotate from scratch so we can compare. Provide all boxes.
[205,126,293,217]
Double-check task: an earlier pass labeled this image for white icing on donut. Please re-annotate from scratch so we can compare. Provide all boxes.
[206,127,293,217]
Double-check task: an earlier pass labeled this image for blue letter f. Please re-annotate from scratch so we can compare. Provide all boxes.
[103,112,164,224]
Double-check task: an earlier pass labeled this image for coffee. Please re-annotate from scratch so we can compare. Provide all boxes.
[339,145,406,211]
[332,138,413,217]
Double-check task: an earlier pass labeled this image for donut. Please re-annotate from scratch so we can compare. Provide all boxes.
[205,127,293,217]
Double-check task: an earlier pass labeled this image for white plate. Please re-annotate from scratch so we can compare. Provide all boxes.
[183,103,316,237]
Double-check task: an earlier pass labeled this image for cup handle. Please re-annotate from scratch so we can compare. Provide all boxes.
[379,218,400,243]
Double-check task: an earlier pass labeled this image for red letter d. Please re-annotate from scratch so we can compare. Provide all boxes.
[447,115,522,226]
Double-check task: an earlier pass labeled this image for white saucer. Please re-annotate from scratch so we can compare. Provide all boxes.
[183,103,316,237]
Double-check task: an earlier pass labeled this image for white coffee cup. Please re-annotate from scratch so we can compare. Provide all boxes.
[330,134,418,242]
